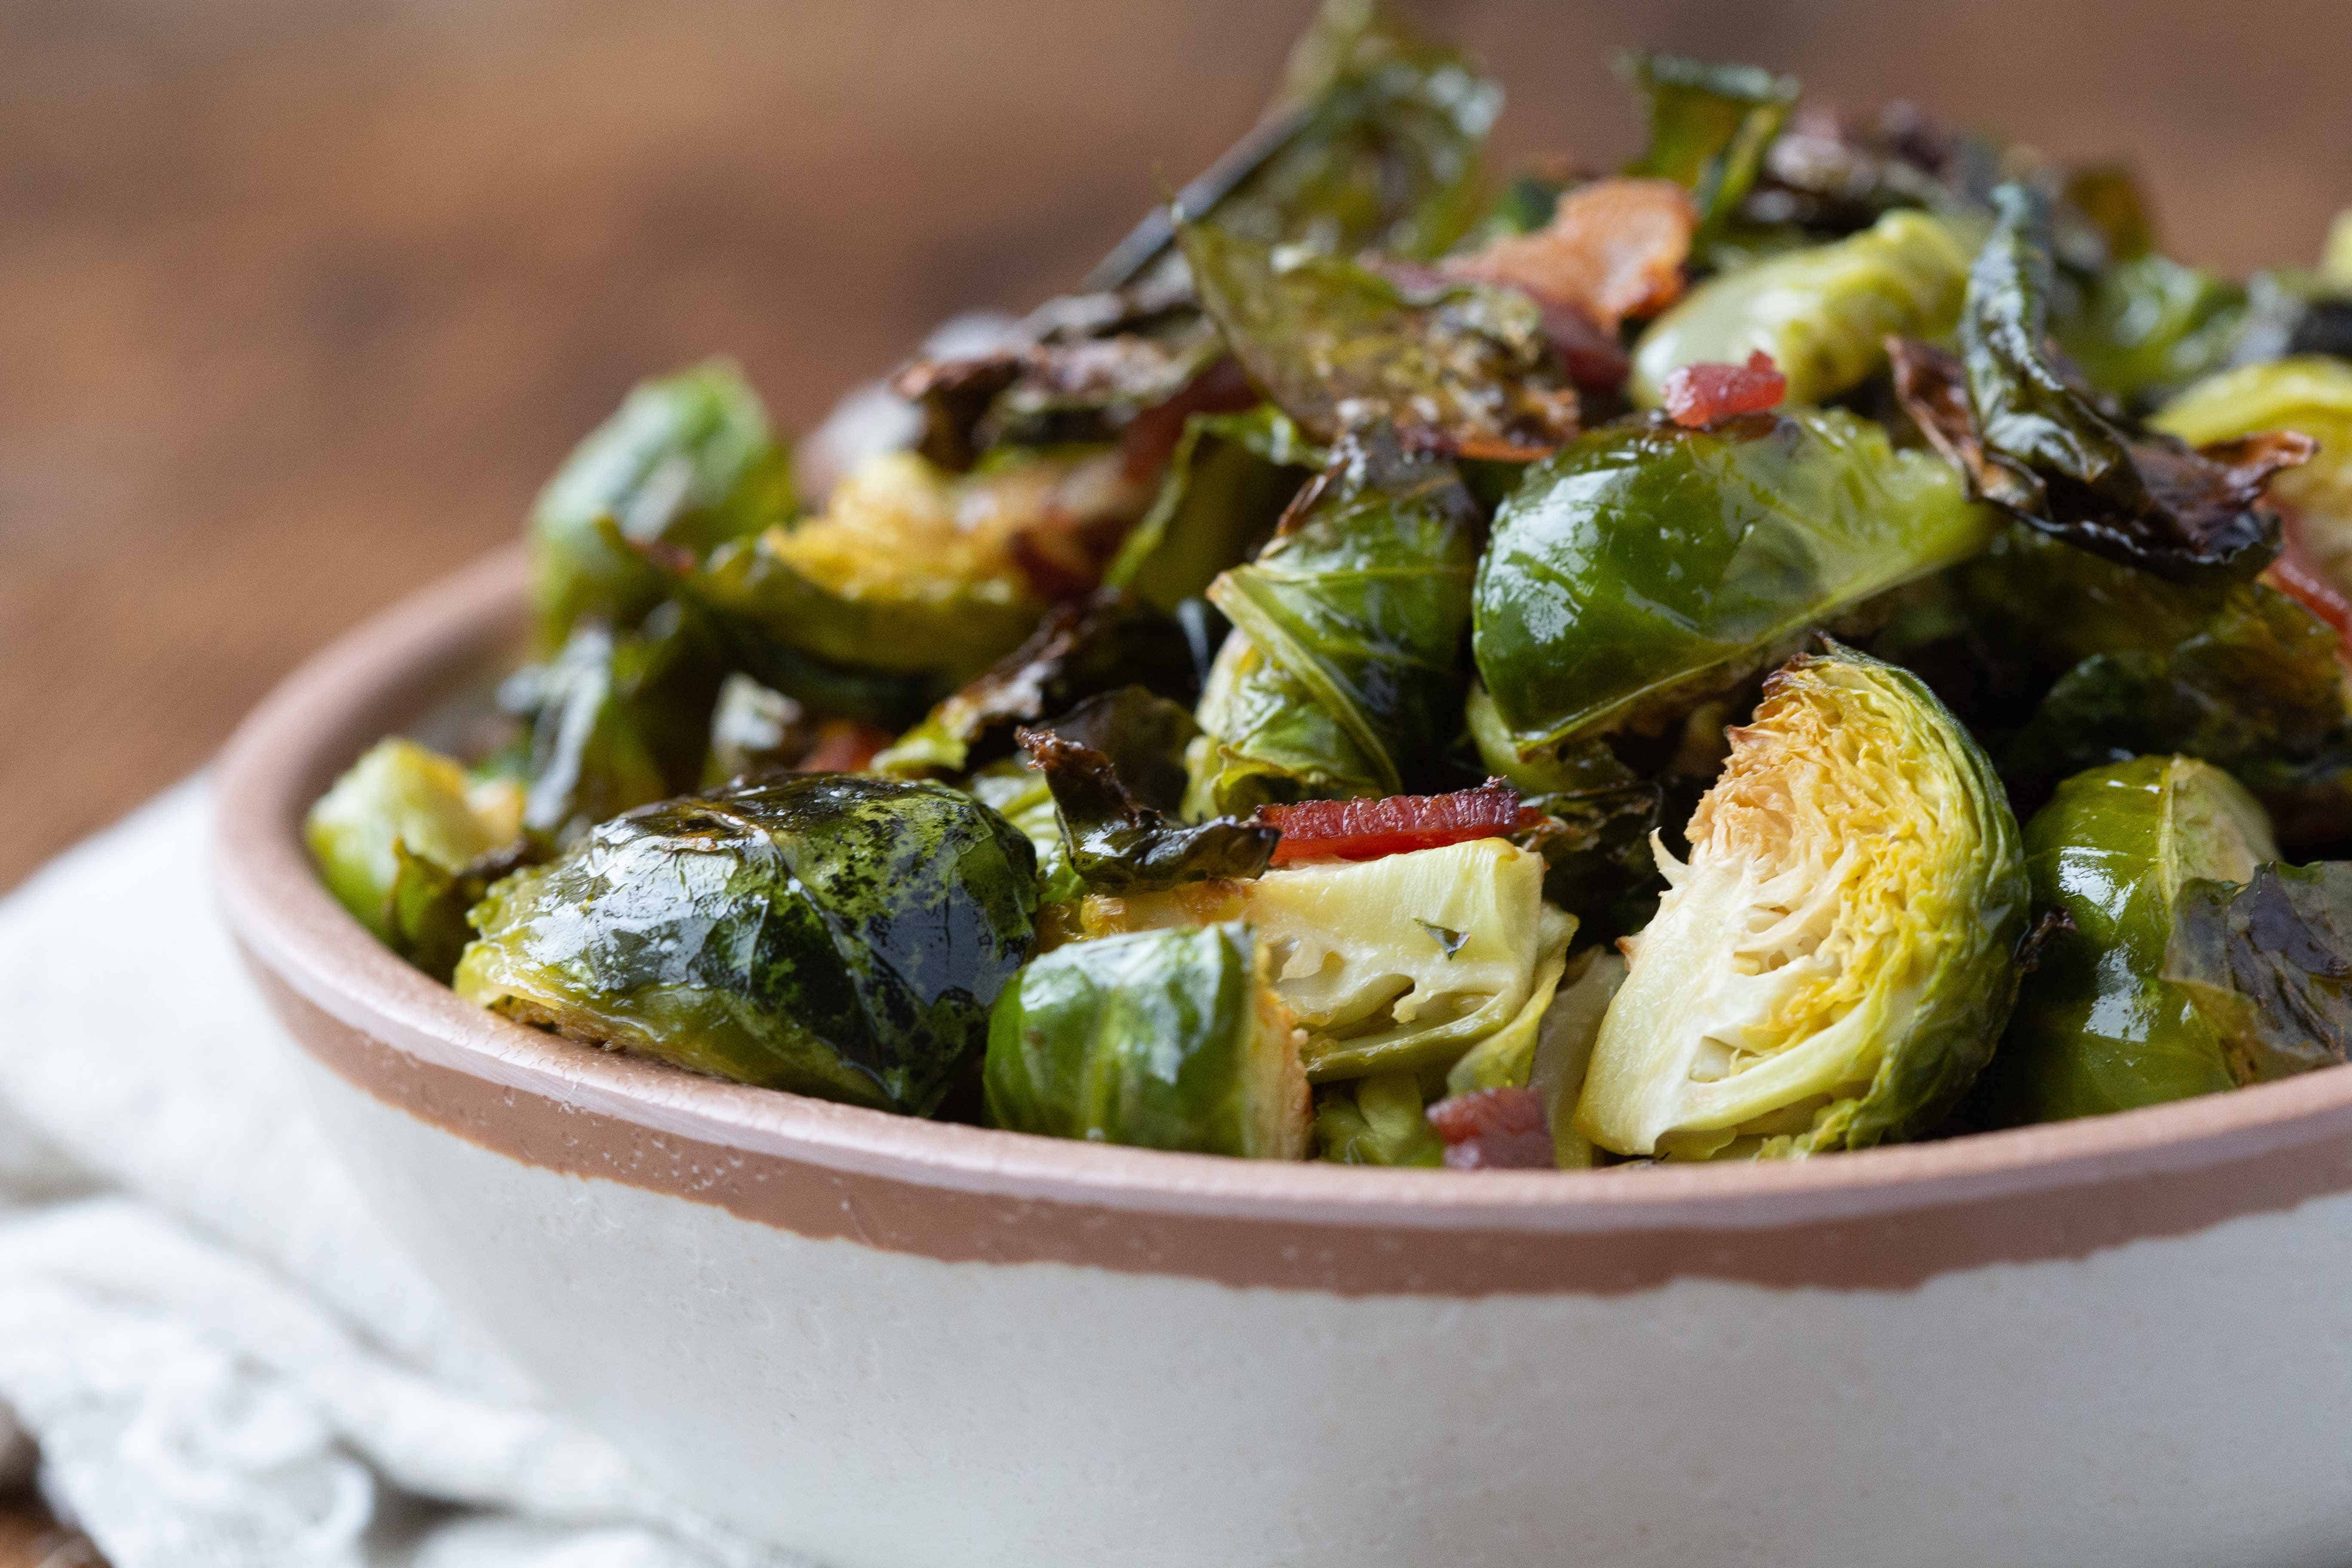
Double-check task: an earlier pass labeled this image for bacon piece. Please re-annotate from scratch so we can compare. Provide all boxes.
[1426,1087,1554,1170]
[2263,503,2352,661]
[796,720,895,775]
[1446,178,1697,336]
[1258,778,1538,865]
[1661,351,1788,428]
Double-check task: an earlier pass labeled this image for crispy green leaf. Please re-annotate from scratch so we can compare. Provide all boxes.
[1179,220,1577,457]
[527,360,791,650]
[1191,430,1482,812]
[1619,52,1797,237]
[1018,692,1278,891]
[456,775,1039,1113]
[1473,407,1998,754]
[2165,862,2352,1085]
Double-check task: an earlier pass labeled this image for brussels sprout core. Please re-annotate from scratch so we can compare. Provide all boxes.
[1575,645,2026,1159]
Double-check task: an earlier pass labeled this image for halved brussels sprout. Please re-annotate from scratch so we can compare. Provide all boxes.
[456,775,1039,1113]
[528,360,791,649]
[1630,210,1972,407]
[308,738,528,976]
[1313,1071,1444,1165]
[1188,431,1482,812]
[1985,756,2277,1124]
[1574,644,2027,1159]
[1094,836,1575,1082]
[2154,357,2352,590]
[983,922,1308,1158]
[681,445,1155,693]
[1473,407,1998,756]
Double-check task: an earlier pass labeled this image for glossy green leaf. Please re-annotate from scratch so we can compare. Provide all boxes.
[456,775,1040,1113]
[1629,210,1972,407]
[2165,862,2352,1085]
[1473,407,1998,755]
[528,360,791,650]
[1107,407,1322,612]
[1191,431,1483,812]
[1986,756,2277,1124]
[1619,52,1797,237]
[1530,948,1625,1169]
[983,922,1308,1158]
[1574,644,2028,1158]
[1178,221,1577,456]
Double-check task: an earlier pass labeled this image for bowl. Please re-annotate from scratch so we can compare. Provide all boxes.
[215,546,2352,1568]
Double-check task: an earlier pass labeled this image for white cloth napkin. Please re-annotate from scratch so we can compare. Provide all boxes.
[0,780,815,1568]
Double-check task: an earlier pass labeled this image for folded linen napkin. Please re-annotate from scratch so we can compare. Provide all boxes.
[0,780,813,1568]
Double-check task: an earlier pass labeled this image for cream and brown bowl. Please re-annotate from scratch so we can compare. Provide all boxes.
[214,546,2352,1568]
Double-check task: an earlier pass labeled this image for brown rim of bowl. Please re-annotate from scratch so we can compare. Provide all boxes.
[214,544,2352,1240]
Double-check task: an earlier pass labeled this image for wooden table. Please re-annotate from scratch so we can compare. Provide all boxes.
[0,1,2345,1559]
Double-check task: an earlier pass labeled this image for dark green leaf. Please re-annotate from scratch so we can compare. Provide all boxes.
[2166,863,2352,1084]
[1019,696,1279,890]
[1179,220,1578,457]
[1106,407,1323,611]
[1618,52,1797,237]
[456,775,1040,1114]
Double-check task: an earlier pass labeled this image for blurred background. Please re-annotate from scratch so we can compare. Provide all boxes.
[3,0,2350,899]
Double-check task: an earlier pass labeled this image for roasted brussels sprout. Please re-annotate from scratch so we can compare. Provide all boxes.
[1574,644,2028,1159]
[528,361,792,649]
[1313,1071,1444,1165]
[984,922,1309,1158]
[306,738,527,977]
[1531,949,1626,1170]
[456,775,1039,1113]
[1986,756,2278,1124]
[1189,430,1482,812]
[679,445,1155,702]
[1630,210,1972,407]
[1473,407,1998,756]
[2154,357,2352,590]
[2055,254,2248,407]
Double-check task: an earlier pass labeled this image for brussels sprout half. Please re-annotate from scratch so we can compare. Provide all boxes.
[1630,210,1972,407]
[1473,407,1998,755]
[985,922,1309,1159]
[456,775,1039,1114]
[1986,756,2278,1124]
[306,738,527,975]
[1574,643,2028,1159]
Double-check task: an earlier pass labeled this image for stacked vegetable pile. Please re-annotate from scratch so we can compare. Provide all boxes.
[307,1,2352,1167]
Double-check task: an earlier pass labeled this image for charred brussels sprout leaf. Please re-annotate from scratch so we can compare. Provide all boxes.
[1019,695,1279,891]
[873,591,1199,779]
[1987,757,2278,1123]
[1106,407,1323,612]
[1089,0,1501,291]
[1902,183,2308,580]
[455,775,1039,1113]
[677,446,1154,704]
[1179,221,1578,459]
[1314,1071,1444,1165]
[1630,210,1971,407]
[2155,357,2352,592]
[306,738,529,977]
[1618,53,1798,238]
[2165,862,2352,1085]
[528,361,791,649]
[1190,431,1482,811]
[1473,408,1998,755]
[984,922,1309,1158]
[498,604,724,843]
[1574,644,2027,1159]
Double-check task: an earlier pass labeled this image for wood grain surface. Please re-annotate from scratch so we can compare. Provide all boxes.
[0,1,2345,1556]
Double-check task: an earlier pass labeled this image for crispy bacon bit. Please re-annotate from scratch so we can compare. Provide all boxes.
[1446,178,1697,336]
[2263,503,2352,661]
[796,720,895,775]
[1426,1087,1554,1170]
[1258,778,1538,865]
[1662,351,1788,428]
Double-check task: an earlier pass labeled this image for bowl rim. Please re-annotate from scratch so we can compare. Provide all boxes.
[213,544,2352,1237]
